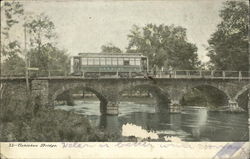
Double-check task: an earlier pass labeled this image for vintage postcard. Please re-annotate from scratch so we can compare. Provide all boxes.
[0,0,249,158]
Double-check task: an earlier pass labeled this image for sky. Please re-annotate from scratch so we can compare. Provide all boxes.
[9,0,227,62]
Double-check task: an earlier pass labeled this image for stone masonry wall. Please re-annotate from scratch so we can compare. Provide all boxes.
[31,80,49,107]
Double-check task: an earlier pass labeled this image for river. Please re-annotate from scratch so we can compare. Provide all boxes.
[55,98,249,141]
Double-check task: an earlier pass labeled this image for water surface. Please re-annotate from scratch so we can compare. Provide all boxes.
[55,99,249,141]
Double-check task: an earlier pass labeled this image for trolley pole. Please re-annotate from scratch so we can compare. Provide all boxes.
[248,5,250,141]
[24,22,30,94]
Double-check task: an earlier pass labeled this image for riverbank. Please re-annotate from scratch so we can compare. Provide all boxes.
[0,88,111,141]
[0,106,99,141]
[1,93,149,142]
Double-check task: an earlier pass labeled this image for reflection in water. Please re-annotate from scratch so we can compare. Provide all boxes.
[55,99,249,141]
[99,115,120,134]
[181,107,208,140]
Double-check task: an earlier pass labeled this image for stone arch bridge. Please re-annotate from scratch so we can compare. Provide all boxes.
[1,76,249,115]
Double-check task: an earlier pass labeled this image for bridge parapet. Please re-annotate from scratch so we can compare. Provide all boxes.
[1,70,250,80]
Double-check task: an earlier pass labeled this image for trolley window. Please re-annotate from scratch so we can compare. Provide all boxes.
[81,58,87,65]
[124,58,130,66]
[112,58,117,65]
[118,58,123,65]
[135,58,141,66]
[88,58,94,65]
[100,58,105,65]
[94,58,99,65]
[106,58,112,65]
[129,58,135,65]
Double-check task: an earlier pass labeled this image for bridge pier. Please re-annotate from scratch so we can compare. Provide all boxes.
[101,87,120,115]
[166,88,184,113]
[171,100,180,106]
[170,100,182,113]
[228,99,244,112]
[31,80,49,107]
[155,95,171,112]
[64,90,75,106]
[100,101,107,115]
[99,115,120,135]
[106,101,119,115]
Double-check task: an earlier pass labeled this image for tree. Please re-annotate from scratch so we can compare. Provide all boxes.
[1,1,24,39]
[2,54,25,76]
[25,13,57,72]
[101,43,122,53]
[29,44,69,76]
[1,1,24,75]
[127,24,200,69]
[207,1,248,71]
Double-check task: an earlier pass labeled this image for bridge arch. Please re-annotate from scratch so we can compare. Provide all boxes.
[234,84,250,101]
[118,84,170,112]
[180,84,230,107]
[234,84,250,111]
[51,84,108,114]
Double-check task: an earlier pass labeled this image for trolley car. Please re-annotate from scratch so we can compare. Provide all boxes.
[70,53,148,77]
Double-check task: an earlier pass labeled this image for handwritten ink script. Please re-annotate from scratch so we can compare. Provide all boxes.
[61,142,248,153]
[60,142,249,158]
[4,142,249,158]
[61,142,154,149]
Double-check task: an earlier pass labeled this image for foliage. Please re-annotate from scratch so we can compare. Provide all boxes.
[2,54,25,76]
[127,24,200,69]
[24,14,69,75]
[29,44,69,75]
[0,83,30,123]
[1,1,24,39]
[101,43,122,53]
[1,1,25,75]
[0,82,93,141]
[25,13,56,49]
[1,40,21,56]
[1,39,25,76]
[1,3,69,76]
[207,1,249,71]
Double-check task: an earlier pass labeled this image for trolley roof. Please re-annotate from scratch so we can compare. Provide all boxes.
[76,53,147,58]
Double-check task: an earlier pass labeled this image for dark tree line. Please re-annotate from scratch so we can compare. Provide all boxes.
[207,1,249,71]
[101,1,249,72]
[101,24,201,70]
[2,1,248,77]
[126,24,200,70]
